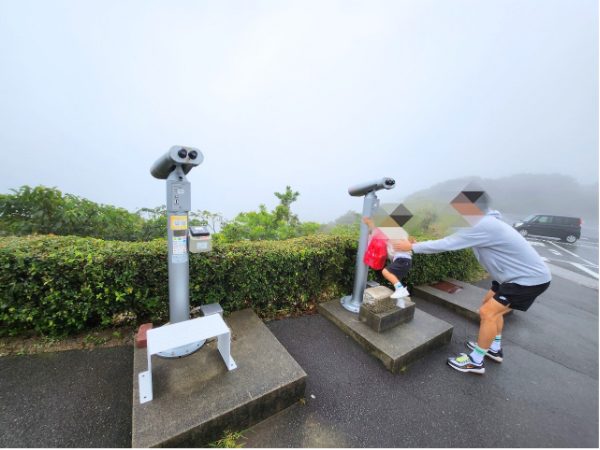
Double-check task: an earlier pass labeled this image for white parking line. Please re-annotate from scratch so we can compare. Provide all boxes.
[550,239,599,249]
[545,258,599,268]
[549,249,562,256]
[560,242,599,249]
[547,241,598,267]
[526,236,598,249]
[546,263,599,290]
[570,263,599,279]
[528,241,546,247]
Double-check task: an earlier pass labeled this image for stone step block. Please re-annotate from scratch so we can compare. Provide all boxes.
[359,297,415,333]
[413,278,511,322]
[318,299,453,373]
[131,309,306,447]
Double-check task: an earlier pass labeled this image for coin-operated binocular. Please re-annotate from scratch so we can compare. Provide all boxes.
[139,147,237,403]
[150,146,203,180]
[341,177,396,313]
[348,178,395,197]
[150,145,208,357]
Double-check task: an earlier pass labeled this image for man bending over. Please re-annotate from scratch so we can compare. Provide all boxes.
[393,206,551,374]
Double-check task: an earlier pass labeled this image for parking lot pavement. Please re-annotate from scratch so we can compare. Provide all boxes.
[524,236,599,283]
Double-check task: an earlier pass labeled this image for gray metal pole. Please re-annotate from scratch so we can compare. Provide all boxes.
[158,165,205,357]
[340,191,379,313]
[166,211,190,323]
[166,166,191,324]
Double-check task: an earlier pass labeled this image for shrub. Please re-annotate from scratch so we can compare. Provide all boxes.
[0,234,482,337]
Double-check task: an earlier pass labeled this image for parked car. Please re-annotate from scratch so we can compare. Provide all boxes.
[513,214,582,243]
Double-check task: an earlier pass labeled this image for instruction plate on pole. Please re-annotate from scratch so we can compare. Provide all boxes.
[172,236,187,255]
[170,215,188,230]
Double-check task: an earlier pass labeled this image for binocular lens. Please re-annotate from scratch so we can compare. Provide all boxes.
[178,149,188,158]
[188,150,198,160]
[385,179,395,186]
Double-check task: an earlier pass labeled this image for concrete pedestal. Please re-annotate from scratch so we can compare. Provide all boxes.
[358,298,416,333]
[131,309,306,447]
[318,300,453,373]
[413,278,512,322]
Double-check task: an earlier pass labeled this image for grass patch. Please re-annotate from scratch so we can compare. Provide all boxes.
[0,326,134,357]
[209,430,245,448]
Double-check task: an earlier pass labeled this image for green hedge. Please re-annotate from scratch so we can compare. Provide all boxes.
[0,234,482,337]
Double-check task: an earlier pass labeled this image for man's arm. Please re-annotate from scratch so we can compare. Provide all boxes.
[393,226,491,254]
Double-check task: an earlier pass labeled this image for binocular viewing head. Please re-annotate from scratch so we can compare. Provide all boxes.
[348,177,396,197]
[150,145,204,180]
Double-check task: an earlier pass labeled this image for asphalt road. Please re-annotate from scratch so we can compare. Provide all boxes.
[0,274,597,447]
[525,236,599,282]
[0,346,133,447]
[243,274,598,448]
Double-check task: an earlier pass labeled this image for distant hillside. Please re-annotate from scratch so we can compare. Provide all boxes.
[402,174,599,220]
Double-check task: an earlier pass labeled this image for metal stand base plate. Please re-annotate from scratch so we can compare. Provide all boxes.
[157,340,205,358]
[340,295,360,313]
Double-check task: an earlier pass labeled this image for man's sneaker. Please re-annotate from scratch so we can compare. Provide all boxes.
[391,286,410,299]
[465,341,504,362]
[447,353,485,374]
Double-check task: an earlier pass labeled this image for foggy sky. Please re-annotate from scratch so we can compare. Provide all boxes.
[0,0,597,223]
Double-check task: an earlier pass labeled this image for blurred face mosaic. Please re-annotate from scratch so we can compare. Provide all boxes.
[450,186,491,226]
[372,203,413,240]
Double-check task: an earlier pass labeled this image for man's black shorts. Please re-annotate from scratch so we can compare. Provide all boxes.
[491,280,551,311]
[386,257,412,279]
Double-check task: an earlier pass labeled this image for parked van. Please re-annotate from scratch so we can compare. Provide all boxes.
[513,214,582,243]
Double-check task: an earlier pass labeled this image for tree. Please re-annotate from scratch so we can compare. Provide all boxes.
[273,186,300,226]
[136,206,167,240]
[189,210,226,233]
[0,185,143,240]
[218,186,318,242]
[0,184,314,243]
[0,185,227,242]
[0,185,62,235]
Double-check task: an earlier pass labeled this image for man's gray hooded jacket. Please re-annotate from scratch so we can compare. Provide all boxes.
[412,211,552,286]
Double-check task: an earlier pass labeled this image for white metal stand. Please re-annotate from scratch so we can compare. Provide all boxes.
[138,314,237,404]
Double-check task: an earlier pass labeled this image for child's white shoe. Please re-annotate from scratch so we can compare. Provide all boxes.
[391,286,410,299]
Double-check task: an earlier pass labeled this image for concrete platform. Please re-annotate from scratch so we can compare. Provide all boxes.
[358,298,415,333]
[413,278,511,322]
[318,299,453,373]
[131,309,307,447]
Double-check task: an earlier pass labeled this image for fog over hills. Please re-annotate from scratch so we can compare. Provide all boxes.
[401,173,599,221]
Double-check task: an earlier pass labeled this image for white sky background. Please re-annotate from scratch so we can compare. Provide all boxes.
[0,0,597,223]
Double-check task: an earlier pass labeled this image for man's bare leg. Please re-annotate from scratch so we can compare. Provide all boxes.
[480,289,508,337]
[496,312,506,337]
[477,298,511,350]
[481,289,495,306]
[447,292,506,373]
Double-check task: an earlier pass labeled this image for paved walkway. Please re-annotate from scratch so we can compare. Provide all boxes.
[0,276,597,447]
[0,346,132,447]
